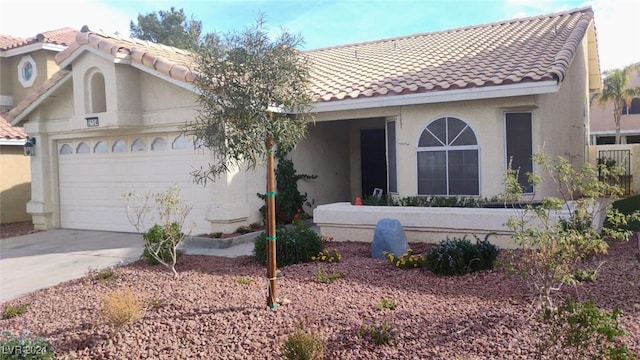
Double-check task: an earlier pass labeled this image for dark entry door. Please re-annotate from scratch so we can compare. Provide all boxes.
[360,129,387,197]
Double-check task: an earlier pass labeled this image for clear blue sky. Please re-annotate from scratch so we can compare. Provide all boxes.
[0,0,637,71]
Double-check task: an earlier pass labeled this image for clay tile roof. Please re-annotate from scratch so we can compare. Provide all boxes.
[0,27,78,51]
[8,7,597,123]
[55,27,195,83]
[304,6,595,102]
[5,70,71,124]
[0,111,27,140]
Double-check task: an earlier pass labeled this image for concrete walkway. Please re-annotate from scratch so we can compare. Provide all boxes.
[0,229,254,303]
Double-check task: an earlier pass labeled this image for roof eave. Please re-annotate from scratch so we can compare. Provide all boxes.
[586,21,602,93]
[10,71,73,125]
[130,62,197,93]
[0,138,27,146]
[0,43,66,58]
[313,80,560,113]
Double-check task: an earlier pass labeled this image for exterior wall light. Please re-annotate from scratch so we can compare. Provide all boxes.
[23,136,36,156]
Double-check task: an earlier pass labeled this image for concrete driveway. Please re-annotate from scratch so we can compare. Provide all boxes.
[0,229,254,302]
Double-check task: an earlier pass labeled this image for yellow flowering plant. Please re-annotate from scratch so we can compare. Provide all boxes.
[311,248,342,263]
[383,249,428,269]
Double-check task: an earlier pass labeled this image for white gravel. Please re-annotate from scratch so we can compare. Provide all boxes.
[1,240,638,359]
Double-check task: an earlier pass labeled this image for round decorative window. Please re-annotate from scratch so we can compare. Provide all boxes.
[18,55,37,88]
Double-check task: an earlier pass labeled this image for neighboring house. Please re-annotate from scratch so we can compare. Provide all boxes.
[0,27,78,224]
[589,62,640,145]
[0,116,29,223]
[7,7,601,234]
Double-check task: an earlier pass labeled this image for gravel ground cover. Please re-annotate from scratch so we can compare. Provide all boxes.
[0,221,35,239]
[1,239,638,359]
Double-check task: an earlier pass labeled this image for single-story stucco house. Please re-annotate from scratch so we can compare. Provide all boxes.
[7,7,601,236]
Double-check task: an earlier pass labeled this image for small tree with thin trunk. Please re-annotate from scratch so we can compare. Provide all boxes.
[592,63,640,144]
[184,15,315,309]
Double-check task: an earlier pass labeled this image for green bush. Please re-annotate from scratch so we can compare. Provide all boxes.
[314,268,345,284]
[425,234,499,276]
[0,330,56,360]
[354,319,396,346]
[1,303,29,319]
[253,221,324,267]
[537,300,636,359]
[257,150,317,224]
[375,298,397,311]
[141,223,184,265]
[282,327,326,360]
[605,195,640,232]
[361,195,485,208]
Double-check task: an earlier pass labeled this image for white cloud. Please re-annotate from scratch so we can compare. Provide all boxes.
[0,0,131,37]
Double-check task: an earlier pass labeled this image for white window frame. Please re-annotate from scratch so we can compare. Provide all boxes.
[417,116,480,196]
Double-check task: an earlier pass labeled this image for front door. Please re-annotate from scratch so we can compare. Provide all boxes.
[360,129,387,197]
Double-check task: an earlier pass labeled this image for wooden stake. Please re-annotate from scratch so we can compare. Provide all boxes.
[266,136,278,309]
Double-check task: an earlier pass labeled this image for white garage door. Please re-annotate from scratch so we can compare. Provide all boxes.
[57,134,215,233]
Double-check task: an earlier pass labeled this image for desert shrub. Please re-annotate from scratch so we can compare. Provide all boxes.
[99,288,143,336]
[281,327,326,360]
[311,248,341,263]
[503,153,636,309]
[354,319,396,346]
[375,298,397,311]
[1,303,29,319]
[537,300,636,359]
[147,297,167,310]
[249,222,264,230]
[0,330,55,360]
[425,234,499,276]
[253,221,324,267]
[237,277,254,285]
[123,185,193,278]
[314,268,345,284]
[87,260,124,284]
[384,249,428,269]
[235,225,252,234]
[572,268,599,283]
[141,223,185,265]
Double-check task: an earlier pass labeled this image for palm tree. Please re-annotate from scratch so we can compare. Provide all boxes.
[593,63,640,144]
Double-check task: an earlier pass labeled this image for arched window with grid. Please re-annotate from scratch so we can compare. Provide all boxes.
[417,116,479,196]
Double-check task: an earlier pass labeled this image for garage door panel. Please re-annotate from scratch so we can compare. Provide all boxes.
[58,140,218,234]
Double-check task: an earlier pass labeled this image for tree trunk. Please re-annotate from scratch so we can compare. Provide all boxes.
[265,136,278,309]
[615,99,623,144]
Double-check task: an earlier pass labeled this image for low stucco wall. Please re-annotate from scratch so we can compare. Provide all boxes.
[0,145,31,223]
[313,202,577,249]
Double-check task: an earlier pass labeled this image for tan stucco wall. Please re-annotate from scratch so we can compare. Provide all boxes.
[291,120,352,212]
[0,145,31,223]
[23,51,263,232]
[139,71,199,125]
[0,50,59,104]
[0,58,12,101]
